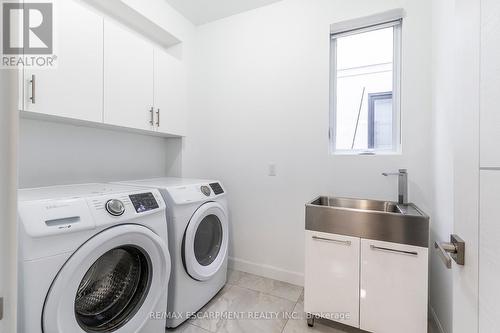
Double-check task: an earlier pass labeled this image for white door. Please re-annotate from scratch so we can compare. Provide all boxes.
[479,172,500,332]
[183,202,228,281]
[43,225,169,333]
[23,0,103,122]
[480,0,500,168]
[444,0,481,332]
[0,66,19,333]
[154,48,187,136]
[434,1,499,332]
[104,20,154,131]
[479,0,500,332]
[304,231,360,328]
[360,239,428,333]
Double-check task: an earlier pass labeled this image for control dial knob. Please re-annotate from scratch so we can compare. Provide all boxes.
[200,186,211,196]
[106,199,125,216]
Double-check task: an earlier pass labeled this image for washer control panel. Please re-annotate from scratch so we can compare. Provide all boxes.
[129,192,159,213]
[88,189,165,227]
[18,188,166,239]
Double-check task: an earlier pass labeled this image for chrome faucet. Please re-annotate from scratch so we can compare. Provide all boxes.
[382,169,408,205]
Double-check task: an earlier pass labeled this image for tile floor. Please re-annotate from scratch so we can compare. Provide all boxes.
[168,270,440,333]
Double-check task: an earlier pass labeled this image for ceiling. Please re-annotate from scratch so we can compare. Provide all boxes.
[165,0,284,25]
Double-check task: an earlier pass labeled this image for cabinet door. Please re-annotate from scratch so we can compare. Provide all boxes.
[153,49,187,136]
[23,0,103,122]
[360,239,428,333]
[304,231,360,328]
[479,170,500,332]
[104,20,154,131]
[481,0,500,167]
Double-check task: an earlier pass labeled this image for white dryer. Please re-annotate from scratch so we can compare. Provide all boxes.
[115,178,229,328]
[18,183,171,333]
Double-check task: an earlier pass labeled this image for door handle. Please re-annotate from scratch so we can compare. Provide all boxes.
[149,107,154,126]
[434,234,465,269]
[156,108,160,127]
[30,74,36,104]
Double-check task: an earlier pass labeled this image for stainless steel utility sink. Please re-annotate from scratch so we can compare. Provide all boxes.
[306,197,429,247]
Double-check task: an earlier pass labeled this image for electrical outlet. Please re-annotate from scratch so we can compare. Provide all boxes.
[268,163,277,176]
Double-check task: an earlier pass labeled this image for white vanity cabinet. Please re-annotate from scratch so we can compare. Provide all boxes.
[360,239,428,333]
[305,232,428,332]
[23,0,103,122]
[304,230,360,328]
[103,20,155,131]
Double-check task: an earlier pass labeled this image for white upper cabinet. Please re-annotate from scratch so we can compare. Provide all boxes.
[19,2,187,137]
[304,231,360,328]
[481,0,500,167]
[23,0,103,122]
[154,49,187,136]
[103,20,155,131]
[360,239,428,333]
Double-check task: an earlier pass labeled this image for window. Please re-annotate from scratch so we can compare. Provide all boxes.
[330,20,402,154]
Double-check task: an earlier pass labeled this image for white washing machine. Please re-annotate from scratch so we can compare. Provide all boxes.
[17,183,171,333]
[115,178,229,328]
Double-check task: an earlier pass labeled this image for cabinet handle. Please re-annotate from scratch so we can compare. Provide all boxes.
[156,108,160,127]
[312,235,351,246]
[149,107,154,125]
[370,245,418,256]
[30,74,36,104]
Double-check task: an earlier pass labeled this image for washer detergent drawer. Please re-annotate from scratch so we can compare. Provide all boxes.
[18,198,95,237]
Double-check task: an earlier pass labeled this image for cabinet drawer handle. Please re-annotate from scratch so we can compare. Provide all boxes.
[156,108,160,127]
[30,74,36,104]
[149,107,154,125]
[312,235,351,246]
[370,245,418,256]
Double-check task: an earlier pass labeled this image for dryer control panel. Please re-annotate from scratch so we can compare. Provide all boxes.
[168,182,226,205]
[209,182,224,195]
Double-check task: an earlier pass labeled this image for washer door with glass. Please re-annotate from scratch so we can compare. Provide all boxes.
[183,202,228,281]
[43,224,169,333]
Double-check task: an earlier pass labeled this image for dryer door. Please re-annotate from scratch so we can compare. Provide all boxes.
[183,202,228,281]
[43,224,169,333]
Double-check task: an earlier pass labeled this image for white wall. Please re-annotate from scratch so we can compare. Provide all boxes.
[182,0,433,284]
[18,118,182,188]
[430,1,455,332]
[0,71,18,332]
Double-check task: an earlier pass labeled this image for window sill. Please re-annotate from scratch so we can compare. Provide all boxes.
[332,150,402,156]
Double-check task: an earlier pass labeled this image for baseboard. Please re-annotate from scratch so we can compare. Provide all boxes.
[429,305,446,333]
[228,257,304,286]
